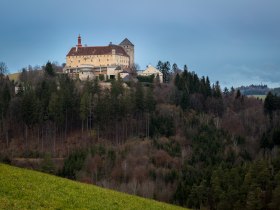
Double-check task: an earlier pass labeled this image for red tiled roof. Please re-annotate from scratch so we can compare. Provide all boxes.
[66,45,129,57]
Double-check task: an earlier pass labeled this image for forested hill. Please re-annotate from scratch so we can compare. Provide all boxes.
[1,61,280,209]
[238,84,270,95]
[271,87,280,96]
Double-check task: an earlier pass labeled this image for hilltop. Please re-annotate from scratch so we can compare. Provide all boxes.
[0,164,187,210]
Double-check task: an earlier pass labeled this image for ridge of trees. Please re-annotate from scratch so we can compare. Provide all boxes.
[0,61,280,209]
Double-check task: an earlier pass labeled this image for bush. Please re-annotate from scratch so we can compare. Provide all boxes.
[153,138,181,157]
[137,75,155,83]
[150,115,175,137]
[40,154,55,174]
[0,154,11,164]
[59,150,87,179]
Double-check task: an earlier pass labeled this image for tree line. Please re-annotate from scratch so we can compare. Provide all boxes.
[0,60,280,209]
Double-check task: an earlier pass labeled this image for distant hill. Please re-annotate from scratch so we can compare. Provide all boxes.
[0,164,187,210]
[238,84,270,95]
[7,72,20,81]
[271,87,280,96]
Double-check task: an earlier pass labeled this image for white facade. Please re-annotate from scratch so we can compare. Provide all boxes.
[63,65,128,81]
[139,65,163,83]
[78,64,95,80]
[107,67,122,80]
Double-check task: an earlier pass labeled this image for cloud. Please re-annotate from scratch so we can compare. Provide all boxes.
[219,63,280,88]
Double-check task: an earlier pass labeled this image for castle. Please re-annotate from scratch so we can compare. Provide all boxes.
[64,35,134,80]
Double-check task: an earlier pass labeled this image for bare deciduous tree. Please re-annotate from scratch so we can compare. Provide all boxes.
[0,62,8,76]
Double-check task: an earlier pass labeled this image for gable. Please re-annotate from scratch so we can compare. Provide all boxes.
[143,66,162,75]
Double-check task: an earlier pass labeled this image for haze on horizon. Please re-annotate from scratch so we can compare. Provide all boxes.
[0,0,279,88]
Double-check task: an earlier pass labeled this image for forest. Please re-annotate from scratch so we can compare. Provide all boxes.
[0,61,280,210]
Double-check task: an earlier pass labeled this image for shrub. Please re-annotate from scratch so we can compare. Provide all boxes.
[59,150,87,179]
[40,154,55,174]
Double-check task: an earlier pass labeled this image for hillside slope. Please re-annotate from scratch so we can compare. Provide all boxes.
[0,164,187,210]
[7,72,20,81]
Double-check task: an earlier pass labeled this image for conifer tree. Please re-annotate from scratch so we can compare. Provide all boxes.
[80,92,90,132]
[184,64,188,72]
[135,83,144,112]
[145,87,155,113]
[264,92,276,116]
[45,61,55,77]
[205,76,212,97]
[158,61,171,83]
[213,81,222,98]
[236,89,241,99]
[1,83,11,117]
[180,91,189,110]
[174,73,181,89]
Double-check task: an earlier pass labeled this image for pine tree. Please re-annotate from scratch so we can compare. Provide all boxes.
[145,87,155,113]
[223,87,229,96]
[205,76,212,97]
[45,61,55,77]
[80,92,90,132]
[158,61,171,83]
[172,63,178,73]
[184,64,188,72]
[180,91,189,110]
[1,83,11,117]
[156,60,163,70]
[135,83,144,112]
[264,92,276,116]
[236,89,241,99]
[174,73,181,89]
[213,81,222,98]
[22,90,39,127]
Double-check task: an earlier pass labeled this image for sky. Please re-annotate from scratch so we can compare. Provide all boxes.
[0,0,279,88]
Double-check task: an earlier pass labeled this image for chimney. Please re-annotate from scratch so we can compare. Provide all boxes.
[77,34,82,48]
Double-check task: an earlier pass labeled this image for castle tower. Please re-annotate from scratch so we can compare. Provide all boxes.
[77,34,82,48]
[119,38,134,68]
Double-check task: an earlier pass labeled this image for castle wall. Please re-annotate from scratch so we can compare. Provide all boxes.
[66,54,129,68]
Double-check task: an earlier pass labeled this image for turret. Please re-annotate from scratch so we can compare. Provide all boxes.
[77,34,82,48]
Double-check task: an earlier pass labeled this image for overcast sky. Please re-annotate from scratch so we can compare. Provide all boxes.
[0,0,279,88]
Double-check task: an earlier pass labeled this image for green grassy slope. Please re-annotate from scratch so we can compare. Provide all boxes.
[0,164,188,210]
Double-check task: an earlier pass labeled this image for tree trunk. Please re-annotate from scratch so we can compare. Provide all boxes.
[5,129,9,148]
[82,120,84,134]
[25,124,28,150]
[41,127,44,152]
[97,125,99,141]
[64,109,68,140]
[53,125,56,156]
